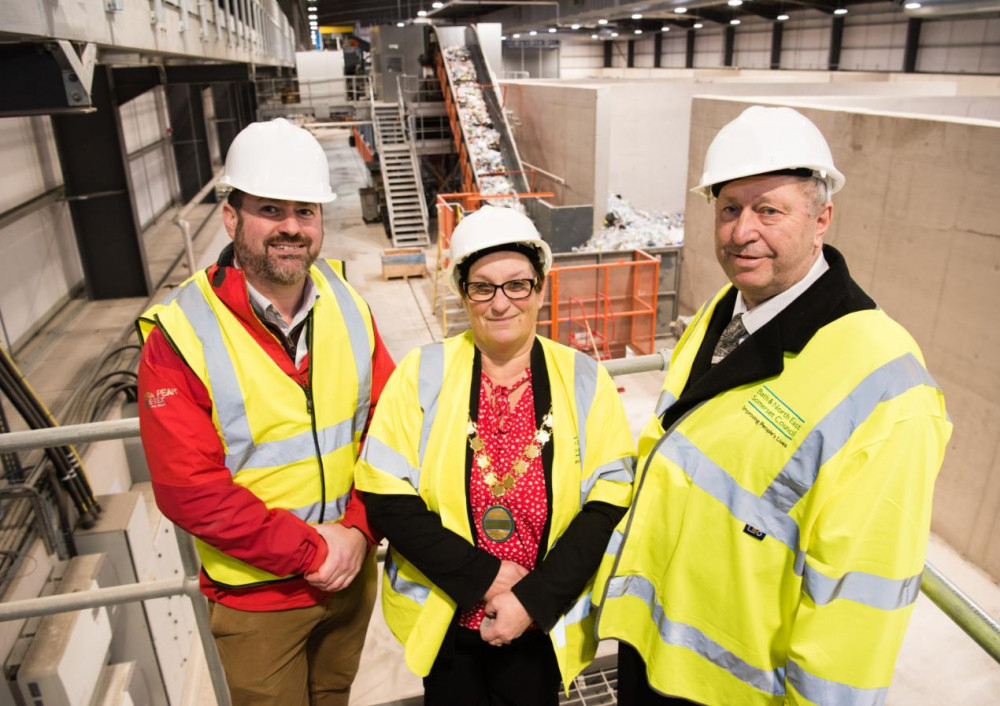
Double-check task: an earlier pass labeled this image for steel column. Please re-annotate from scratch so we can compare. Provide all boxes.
[724,26,735,67]
[654,31,663,68]
[686,29,696,69]
[828,16,845,71]
[166,84,213,203]
[50,65,152,299]
[603,40,613,68]
[627,39,636,68]
[770,21,784,70]
[904,17,922,73]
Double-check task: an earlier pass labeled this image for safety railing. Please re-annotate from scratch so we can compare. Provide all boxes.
[540,251,660,357]
[0,351,997,706]
[255,75,372,118]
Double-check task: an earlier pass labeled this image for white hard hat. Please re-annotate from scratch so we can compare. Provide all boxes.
[218,118,336,203]
[447,205,552,295]
[692,106,845,201]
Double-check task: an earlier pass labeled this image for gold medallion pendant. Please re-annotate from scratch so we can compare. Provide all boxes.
[482,505,515,542]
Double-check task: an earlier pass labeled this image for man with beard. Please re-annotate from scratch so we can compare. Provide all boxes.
[136,118,394,706]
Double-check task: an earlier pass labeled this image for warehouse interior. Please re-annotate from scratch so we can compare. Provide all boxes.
[0,0,998,704]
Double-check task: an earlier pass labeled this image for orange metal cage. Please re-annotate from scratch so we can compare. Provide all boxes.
[539,251,660,358]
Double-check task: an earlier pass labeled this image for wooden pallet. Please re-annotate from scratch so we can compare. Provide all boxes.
[381,248,427,281]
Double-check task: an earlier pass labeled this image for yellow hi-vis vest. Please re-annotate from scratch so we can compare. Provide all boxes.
[593,285,951,706]
[137,260,375,588]
[355,332,636,691]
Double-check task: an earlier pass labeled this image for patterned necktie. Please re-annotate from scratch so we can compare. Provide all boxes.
[712,313,748,364]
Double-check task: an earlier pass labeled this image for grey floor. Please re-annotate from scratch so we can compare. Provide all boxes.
[11,129,1000,704]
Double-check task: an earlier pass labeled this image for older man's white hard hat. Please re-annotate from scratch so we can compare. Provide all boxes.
[692,106,845,201]
[447,205,553,295]
[218,118,336,203]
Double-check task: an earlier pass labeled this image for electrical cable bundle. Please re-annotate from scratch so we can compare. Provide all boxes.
[0,344,101,529]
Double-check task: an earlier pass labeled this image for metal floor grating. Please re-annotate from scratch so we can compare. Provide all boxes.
[561,655,618,705]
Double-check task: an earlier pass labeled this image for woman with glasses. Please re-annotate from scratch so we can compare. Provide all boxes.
[356,205,636,705]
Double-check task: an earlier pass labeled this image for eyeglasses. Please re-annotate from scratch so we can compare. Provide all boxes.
[463,278,538,302]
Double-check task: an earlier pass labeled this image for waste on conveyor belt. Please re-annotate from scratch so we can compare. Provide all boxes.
[576,193,685,252]
[443,46,519,207]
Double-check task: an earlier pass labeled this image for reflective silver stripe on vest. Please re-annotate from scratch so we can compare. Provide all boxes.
[580,456,635,505]
[786,659,888,706]
[361,437,421,490]
[386,550,431,605]
[658,433,802,554]
[607,574,786,696]
[315,260,372,436]
[550,591,592,649]
[176,284,255,471]
[417,342,445,467]
[224,418,355,473]
[655,389,677,419]
[605,529,624,556]
[761,353,939,514]
[573,351,598,471]
[802,562,922,611]
[287,488,353,524]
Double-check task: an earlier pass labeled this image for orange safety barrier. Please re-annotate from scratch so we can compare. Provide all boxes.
[538,251,660,357]
[353,125,375,163]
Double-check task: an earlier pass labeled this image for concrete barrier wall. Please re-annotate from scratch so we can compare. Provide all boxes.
[683,96,1000,581]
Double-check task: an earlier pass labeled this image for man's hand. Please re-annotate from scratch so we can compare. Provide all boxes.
[481,591,532,646]
[304,523,368,592]
[483,560,528,603]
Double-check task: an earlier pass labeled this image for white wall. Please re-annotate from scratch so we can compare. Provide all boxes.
[0,117,82,349]
[552,6,1000,78]
[120,88,176,229]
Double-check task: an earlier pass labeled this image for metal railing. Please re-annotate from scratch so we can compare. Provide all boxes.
[0,349,996,706]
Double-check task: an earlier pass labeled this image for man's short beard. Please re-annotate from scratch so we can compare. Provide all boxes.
[232,211,318,286]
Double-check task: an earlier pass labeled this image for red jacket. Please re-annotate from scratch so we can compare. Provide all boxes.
[137,254,394,611]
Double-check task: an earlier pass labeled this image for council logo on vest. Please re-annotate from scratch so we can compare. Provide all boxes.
[742,385,805,449]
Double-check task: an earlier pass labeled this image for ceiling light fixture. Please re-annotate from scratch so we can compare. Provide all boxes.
[417,9,427,17]
[728,0,742,6]
[661,26,670,32]
[904,1,921,7]
[834,7,848,14]
[308,13,317,19]
[777,14,789,20]
[632,13,643,20]
[592,34,599,39]
[676,7,687,14]
[513,32,520,38]
[529,30,538,35]
[598,18,608,25]
[432,1,444,7]
[634,29,642,34]
[571,23,580,29]
[611,31,619,37]
[693,22,703,28]
[730,18,741,25]
[548,27,557,33]
[396,21,405,27]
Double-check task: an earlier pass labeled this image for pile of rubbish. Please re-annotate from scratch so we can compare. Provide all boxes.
[576,193,685,251]
[442,46,518,207]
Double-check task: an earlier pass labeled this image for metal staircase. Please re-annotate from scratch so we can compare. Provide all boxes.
[372,101,430,248]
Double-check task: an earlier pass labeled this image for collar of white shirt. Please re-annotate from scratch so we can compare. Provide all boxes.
[242,268,320,335]
[732,251,830,337]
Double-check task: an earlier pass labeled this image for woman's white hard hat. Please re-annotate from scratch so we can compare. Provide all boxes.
[692,106,845,201]
[218,118,337,203]
[447,205,552,296]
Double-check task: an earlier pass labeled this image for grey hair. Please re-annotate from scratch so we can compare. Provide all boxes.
[806,177,831,216]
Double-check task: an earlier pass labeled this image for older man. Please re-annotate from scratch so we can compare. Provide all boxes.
[137,118,394,705]
[594,106,951,705]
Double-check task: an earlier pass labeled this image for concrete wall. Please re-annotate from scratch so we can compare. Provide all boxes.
[503,82,608,235]
[682,96,1000,581]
